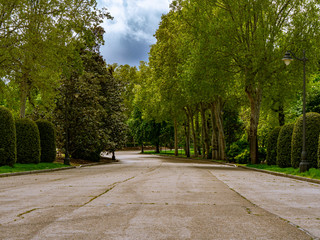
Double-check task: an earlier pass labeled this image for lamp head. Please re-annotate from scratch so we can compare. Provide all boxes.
[282,51,293,65]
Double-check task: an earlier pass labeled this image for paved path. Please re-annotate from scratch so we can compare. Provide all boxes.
[0,151,318,239]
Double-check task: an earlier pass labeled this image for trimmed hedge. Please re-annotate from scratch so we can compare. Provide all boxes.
[277,123,294,168]
[36,120,56,163]
[266,126,281,165]
[291,112,320,168]
[16,118,41,164]
[318,135,320,168]
[0,106,16,166]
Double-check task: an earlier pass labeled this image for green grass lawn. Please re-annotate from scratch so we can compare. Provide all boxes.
[0,163,70,174]
[244,164,320,180]
[144,148,195,156]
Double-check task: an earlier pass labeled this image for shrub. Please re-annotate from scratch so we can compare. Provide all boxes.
[16,118,41,164]
[227,139,249,161]
[36,120,56,163]
[0,106,16,166]
[234,148,250,164]
[277,123,294,168]
[266,126,281,165]
[291,112,320,168]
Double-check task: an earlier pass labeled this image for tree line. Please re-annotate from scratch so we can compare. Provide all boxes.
[0,0,126,162]
[119,0,320,164]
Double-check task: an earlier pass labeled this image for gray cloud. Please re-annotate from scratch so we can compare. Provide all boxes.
[98,0,171,66]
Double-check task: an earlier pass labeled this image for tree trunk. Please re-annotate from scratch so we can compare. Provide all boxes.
[174,118,178,156]
[210,104,219,160]
[155,143,160,153]
[184,110,191,158]
[112,151,116,160]
[200,103,210,159]
[246,86,262,164]
[195,111,202,156]
[213,98,226,160]
[20,74,30,118]
[187,107,198,157]
[141,143,144,153]
[279,104,285,126]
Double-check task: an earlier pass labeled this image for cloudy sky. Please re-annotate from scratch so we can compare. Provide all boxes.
[97,0,172,67]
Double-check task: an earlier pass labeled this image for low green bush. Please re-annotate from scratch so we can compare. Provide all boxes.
[16,118,41,164]
[277,123,294,168]
[235,148,250,164]
[0,106,16,166]
[291,112,320,168]
[36,120,56,163]
[227,139,249,161]
[266,126,281,165]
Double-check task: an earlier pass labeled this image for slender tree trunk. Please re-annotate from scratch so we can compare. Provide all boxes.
[213,98,226,160]
[20,74,30,118]
[279,104,285,126]
[183,121,190,158]
[155,144,160,153]
[195,111,202,156]
[246,86,262,164]
[210,104,219,160]
[112,151,116,160]
[184,109,191,158]
[187,107,198,157]
[141,142,144,153]
[200,103,210,159]
[174,118,178,156]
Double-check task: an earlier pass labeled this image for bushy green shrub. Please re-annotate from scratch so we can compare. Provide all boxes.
[0,106,16,166]
[317,135,320,168]
[227,139,249,161]
[277,123,294,168]
[234,147,266,164]
[36,120,56,163]
[16,118,41,164]
[291,112,320,168]
[234,148,250,164]
[266,126,281,165]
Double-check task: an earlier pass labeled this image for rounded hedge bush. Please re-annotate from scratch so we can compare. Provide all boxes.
[16,118,41,164]
[36,120,56,163]
[266,126,281,165]
[277,123,294,168]
[291,112,320,168]
[0,106,16,166]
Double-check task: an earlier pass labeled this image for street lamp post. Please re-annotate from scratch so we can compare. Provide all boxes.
[282,50,310,172]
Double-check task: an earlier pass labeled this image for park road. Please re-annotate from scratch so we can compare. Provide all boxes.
[0,151,314,239]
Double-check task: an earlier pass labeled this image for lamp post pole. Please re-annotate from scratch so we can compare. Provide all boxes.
[282,50,310,172]
[300,50,308,172]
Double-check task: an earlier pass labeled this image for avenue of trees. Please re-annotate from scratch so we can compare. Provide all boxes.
[120,0,320,165]
[3,0,320,168]
[0,0,127,165]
